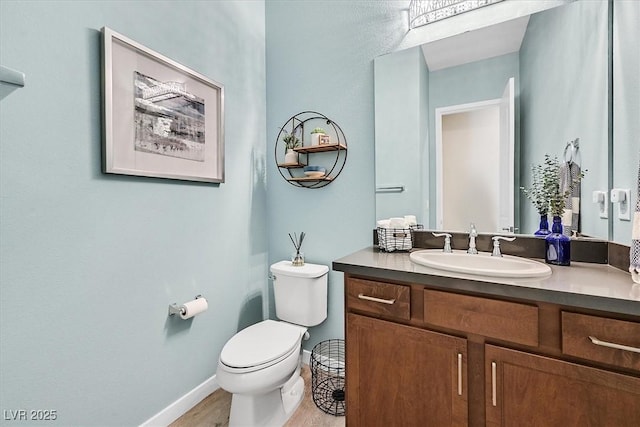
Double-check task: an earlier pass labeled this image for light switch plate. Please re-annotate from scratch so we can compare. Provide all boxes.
[592,191,608,218]
[616,189,631,221]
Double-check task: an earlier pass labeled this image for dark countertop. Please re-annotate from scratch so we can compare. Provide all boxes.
[333,247,640,317]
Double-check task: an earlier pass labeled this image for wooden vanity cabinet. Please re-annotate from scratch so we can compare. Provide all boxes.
[347,314,468,427]
[485,345,640,427]
[343,273,640,427]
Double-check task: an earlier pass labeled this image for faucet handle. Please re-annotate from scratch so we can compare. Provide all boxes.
[491,236,516,257]
[469,223,478,236]
[432,232,452,253]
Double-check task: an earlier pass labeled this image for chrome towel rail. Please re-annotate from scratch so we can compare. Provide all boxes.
[0,65,25,87]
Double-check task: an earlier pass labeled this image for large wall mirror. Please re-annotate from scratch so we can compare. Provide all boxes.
[374,0,631,242]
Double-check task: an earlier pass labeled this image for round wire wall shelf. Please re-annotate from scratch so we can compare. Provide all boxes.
[275,111,347,189]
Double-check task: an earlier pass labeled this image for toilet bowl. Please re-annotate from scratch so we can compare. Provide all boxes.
[216,261,329,427]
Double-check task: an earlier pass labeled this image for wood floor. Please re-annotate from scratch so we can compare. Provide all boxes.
[170,364,345,427]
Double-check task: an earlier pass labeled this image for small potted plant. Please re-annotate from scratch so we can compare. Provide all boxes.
[522,154,584,266]
[520,162,552,236]
[282,129,301,164]
[310,127,325,146]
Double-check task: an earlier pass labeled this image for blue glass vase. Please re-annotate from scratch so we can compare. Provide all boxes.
[545,216,571,266]
[534,214,551,236]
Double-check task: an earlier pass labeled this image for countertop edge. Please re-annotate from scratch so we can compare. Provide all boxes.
[332,249,640,318]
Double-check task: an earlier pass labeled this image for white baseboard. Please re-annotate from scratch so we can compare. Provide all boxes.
[140,374,220,427]
[302,349,311,366]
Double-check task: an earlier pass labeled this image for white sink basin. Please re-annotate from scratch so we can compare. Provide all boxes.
[409,250,552,278]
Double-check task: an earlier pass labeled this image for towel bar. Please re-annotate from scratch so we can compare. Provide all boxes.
[376,185,405,193]
[0,65,25,87]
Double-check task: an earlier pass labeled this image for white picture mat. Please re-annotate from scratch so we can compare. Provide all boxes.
[103,28,224,183]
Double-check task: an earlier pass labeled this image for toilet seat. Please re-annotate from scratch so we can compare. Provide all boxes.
[220,320,305,373]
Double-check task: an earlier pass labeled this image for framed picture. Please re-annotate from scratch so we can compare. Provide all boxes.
[102,27,224,183]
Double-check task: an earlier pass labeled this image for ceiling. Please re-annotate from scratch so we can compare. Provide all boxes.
[421,15,530,71]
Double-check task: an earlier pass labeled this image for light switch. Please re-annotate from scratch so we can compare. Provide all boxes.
[592,191,607,218]
[610,188,631,221]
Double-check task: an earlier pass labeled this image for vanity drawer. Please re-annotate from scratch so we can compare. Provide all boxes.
[424,289,539,346]
[562,311,640,371]
[346,278,410,320]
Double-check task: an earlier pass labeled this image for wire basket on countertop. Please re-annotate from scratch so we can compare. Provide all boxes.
[376,224,423,252]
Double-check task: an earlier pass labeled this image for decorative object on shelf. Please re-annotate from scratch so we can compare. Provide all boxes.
[545,216,571,266]
[275,111,347,188]
[303,165,326,178]
[310,127,326,146]
[282,128,301,164]
[289,232,305,266]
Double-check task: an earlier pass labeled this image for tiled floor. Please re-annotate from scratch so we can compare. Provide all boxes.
[169,365,345,427]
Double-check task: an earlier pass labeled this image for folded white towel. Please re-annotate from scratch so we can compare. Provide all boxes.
[389,217,408,229]
[376,219,390,229]
[404,215,417,226]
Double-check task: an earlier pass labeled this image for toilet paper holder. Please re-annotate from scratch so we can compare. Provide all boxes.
[168,294,205,316]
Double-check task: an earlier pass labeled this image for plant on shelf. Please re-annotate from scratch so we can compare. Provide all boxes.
[310,127,326,146]
[282,129,301,164]
[282,129,301,150]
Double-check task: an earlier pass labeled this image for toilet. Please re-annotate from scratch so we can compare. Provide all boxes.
[216,260,329,427]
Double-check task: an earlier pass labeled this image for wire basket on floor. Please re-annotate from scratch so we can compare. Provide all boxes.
[377,224,423,252]
[310,339,345,416]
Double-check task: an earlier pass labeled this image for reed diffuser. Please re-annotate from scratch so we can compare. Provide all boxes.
[289,232,305,266]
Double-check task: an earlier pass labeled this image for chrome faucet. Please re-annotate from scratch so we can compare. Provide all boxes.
[467,223,478,254]
[491,236,516,257]
[432,232,452,253]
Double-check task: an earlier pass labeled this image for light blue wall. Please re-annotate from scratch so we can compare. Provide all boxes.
[612,0,640,245]
[0,1,266,425]
[265,0,411,352]
[519,0,609,238]
[374,47,429,224]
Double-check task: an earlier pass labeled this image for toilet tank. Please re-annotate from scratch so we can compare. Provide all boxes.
[270,261,329,327]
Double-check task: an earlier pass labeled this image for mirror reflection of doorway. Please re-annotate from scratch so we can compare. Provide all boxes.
[436,78,514,233]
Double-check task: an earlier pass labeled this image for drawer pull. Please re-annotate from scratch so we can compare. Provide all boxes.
[357,293,396,305]
[491,361,497,406]
[588,336,640,354]
[457,353,463,396]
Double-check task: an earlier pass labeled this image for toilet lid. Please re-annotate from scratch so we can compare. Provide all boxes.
[220,320,304,369]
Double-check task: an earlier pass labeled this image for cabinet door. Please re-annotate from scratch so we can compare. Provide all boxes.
[486,344,640,427]
[346,313,468,426]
